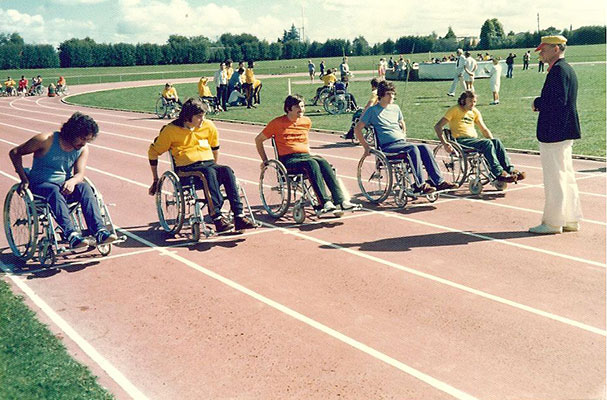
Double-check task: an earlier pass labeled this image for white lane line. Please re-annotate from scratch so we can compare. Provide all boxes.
[2,167,603,335]
[118,227,479,400]
[0,173,149,400]
[258,220,607,337]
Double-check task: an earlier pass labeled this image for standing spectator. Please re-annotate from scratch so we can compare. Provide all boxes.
[463,51,477,92]
[228,67,243,94]
[308,60,315,82]
[387,57,394,70]
[319,60,325,77]
[213,62,228,111]
[339,57,350,86]
[505,53,516,78]
[225,59,234,80]
[252,79,262,105]
[538,57,545,73]
[244,60,256,108]
[485,58,502,105]
[447,49,465,96]
[377,58,386,79]
[523,50,530,70]
[529,35,582,234]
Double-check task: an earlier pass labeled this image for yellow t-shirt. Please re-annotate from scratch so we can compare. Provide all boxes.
[253,79,261,88]
[321,74,336,86]
[148,120,219,167]
[4,79,15,88]
[443,105,480,139]
[197,78,212,97]
[226,67,234,79]
[245,69,255,84]
[162,87,177,99]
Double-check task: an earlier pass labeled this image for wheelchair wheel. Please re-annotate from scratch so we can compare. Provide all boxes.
[168,103,181,119]
[433,143,466,187]
[357,149,393,203]
[97,243,112,257]
[315,87,330,105]
[38,239,56,268]
[493,180,508,191]
[4,185,39,260]
[156,171,185,234]
[469,179,483,195]
[190,222,201,242]
[324,95,347,115]
[292,203,306,224]
[362,126,375,147]
[394,188,408,208]
[426,192,439,203]
[155,97,167,119]
[259,160,290,218]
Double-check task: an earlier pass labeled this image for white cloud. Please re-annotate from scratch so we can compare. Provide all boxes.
[51,0,108,4]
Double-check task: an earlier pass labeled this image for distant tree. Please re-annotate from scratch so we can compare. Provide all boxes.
[352,36,370,56]
[281,24,300,42]
[0,32,24,46]
[444,26,456,39]
[135,43,163,65]
[258,40,270,60]
[306,41,322,58]
[111,43,136,66]
[479,18,505,49]
[382,38,395,54]
[569,25,606,45]
[242,42,259,61]
[268,42,282,60]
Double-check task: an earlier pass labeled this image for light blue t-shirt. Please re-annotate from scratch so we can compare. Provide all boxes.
[360,103,405,148]
[30,132,82,185]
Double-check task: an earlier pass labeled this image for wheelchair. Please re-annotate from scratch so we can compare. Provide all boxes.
[259,139,356,224]
[155,96,181,119]
[200,96,222,115]
[432,129,508,195]
[342,108,375,146]
[56,84,69,96]
[323,82,357,115]
[155,156,257,241]
[3,178,125,268]
[357,127,439,208]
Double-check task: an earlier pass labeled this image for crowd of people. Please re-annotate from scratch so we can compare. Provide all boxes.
[1,75,67,97]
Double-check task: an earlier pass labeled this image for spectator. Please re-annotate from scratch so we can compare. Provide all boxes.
[447,49,465,96]
[213,62,228,111]
[308,60,315,82]
[463,51,477,92]
[485,58,502,105]
[505,53,516,78]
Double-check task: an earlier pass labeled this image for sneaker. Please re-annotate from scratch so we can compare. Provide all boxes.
[96,229,118,245]
[563,222,580,232]
[68,232,89,249]
[529,223,562,234]
[510,170,526,181]
[234,216,256,231]
[412,183,436,195]
[447,92,455,97]
[435,181,458,191]
[340,200,359,211]
[496,173,516,183]
[319,200,337,214]
[213,216,234,233]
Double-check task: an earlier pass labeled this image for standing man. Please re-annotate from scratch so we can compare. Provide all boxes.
[463,51,477,92]
[447,48,465,96]
[339,57,350,86]
[523,50,530,70]
[505,53,516,78]
[213,62,228,111]
[529,35,582,234]
[307,60,315,82]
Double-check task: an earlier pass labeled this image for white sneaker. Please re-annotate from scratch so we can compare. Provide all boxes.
[563,222,580,232]
[340,200,359,211]
[320,200,336,214]
[529,223,562,234]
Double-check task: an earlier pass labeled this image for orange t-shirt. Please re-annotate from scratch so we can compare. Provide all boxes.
[261,115,311,156]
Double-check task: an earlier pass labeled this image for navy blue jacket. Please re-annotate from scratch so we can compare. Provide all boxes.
[533,58,581,143]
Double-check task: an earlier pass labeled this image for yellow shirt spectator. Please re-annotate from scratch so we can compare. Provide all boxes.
[245,68,255,84]
[197,78,212,97]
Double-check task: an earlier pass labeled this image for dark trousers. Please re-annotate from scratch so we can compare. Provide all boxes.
[381,140,444,186]
[456,137,513,177]
[242,83,253,107]
[30,181,105,238]
[177,161,243,218]
[506,64,513,78]
[216,85,228,110]
[279,153,345,206]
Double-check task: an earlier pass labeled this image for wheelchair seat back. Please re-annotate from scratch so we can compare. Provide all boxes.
[334,81,347,94]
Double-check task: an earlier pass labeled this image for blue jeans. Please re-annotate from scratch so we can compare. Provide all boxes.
[381,140,444,186]
[176,161,243,218]
[30,181,105,238]
[456,137,513,177]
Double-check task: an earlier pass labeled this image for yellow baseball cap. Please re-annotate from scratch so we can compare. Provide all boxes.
[535,35,567,51]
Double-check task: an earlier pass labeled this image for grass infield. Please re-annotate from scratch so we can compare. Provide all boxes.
[0,279,114,400]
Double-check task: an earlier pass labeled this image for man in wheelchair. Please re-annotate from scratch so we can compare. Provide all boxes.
[8,112,118,249]
[434,91,526,183]
[354,80,457,194]
[254,94,358,215]
[148,98,256,233]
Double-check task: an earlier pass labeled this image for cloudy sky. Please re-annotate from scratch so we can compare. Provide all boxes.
[0,0,605,46]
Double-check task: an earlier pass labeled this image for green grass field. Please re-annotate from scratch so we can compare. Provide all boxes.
[68,56,606,157]
[0,280,114,400]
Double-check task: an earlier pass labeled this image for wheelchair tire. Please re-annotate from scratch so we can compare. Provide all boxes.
[357,149,393,204]
[292,203,306,224]
[259,160,291,219]
[97,243,112,257]
[156,171,185,235]
[38,239,56,268]
[324,95,347,115]
[426,192,439,203]
[469,179,483,195]
[155,97,167,119]
[394,188,408,208]
[433,143,467,187]
[493,180,508,191]
[190,222,201,242]
[4,184,39,260]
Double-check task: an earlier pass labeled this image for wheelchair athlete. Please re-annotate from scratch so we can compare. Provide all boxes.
[434,91,526,183]
[354,80,457,194]
[254,94,358,216]
[8,112,118,249]
[148,97,256,233]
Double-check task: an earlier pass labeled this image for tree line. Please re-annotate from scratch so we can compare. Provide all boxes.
[0,22,604,70]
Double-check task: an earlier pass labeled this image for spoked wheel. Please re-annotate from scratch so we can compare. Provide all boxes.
[362,126,375,147]
[190,222,201,242]
[292,203,306,224]
[433,143,466,187]
[156,171,185,234]
[97,243,112,256]
[394,188,408,208]
[37,238,56,268]
[259,160,290,218]
[3,184,38,260]
[316,87,330,106]
[469,179,483,195]
[155,97,167,119]
[357,149,393,203]
[324,95,347,115]
[493,180,508,191]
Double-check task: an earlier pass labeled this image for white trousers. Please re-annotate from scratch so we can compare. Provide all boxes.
[539,140,583,226]
[448,73,464,94]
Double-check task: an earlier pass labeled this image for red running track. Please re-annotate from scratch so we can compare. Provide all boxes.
[0,82,605,400]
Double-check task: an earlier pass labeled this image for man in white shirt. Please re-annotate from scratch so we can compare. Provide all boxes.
[447,49,465,96]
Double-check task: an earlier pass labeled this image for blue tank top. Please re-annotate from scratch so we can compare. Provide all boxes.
[29,132,83,185]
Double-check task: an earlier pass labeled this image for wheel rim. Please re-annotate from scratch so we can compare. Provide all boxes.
[4,185,38,259]
[357,150,392,203]
[433,144,466,187]
[259,160,290,218]
[156,172,185,234]
[155,97,167,118]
